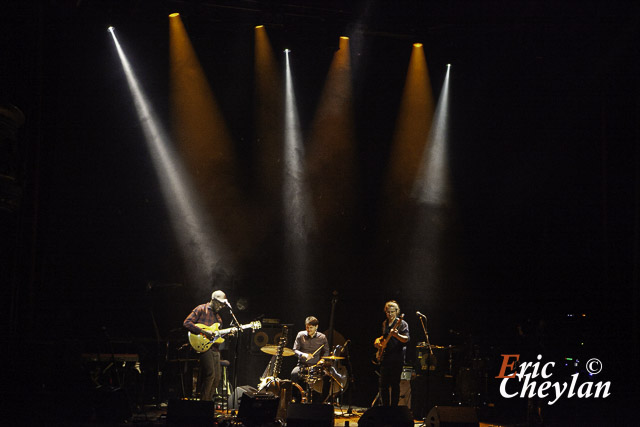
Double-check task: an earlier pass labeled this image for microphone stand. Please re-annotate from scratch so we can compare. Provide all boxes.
[327,292,337,408]
[344,340,355,417]
[418,314,434,426]
[226,303,241,414]
[102,326,122,389]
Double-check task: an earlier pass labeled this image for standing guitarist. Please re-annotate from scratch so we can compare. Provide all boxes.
[374,300,409,406]
[183,290,230,401]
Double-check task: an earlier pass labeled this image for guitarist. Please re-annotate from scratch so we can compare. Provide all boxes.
[183,290,231,401]
[374,300,409,406]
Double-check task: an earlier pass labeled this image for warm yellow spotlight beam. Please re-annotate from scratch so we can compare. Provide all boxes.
[169,14,237,203]
[169,14,244,255]
[306,36,356,229]
[386,42,434,201]
[254,24,283,198]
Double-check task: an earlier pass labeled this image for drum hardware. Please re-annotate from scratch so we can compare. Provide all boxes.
[300,344,349,404]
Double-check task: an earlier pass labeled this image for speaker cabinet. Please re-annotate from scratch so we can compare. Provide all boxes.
[411,374,454,420]
[286,403,334,427]
[358,405,413,427]
[167,398,214,425]
[94,386,132,423]
[425,406,478,427]
[228,385,257,410]
[237,389,279,425]
[251,325,288,353]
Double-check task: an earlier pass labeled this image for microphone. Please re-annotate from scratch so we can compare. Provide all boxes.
[217,298,232,308]
[416,311,427,318]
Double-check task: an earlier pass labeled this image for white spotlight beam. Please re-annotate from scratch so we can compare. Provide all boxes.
[109,28,222,287]
[283,49,314,289]
[413,65,451,205]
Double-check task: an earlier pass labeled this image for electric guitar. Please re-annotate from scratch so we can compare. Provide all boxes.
[375,313,404,363]
[188,321,262,353]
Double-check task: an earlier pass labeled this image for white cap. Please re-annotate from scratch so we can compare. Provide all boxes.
[211,290,227,302]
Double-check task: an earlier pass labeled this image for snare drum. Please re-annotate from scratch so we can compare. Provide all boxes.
[301,363,323,384]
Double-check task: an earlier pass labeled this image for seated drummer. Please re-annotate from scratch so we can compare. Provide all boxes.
[290,316,330,401]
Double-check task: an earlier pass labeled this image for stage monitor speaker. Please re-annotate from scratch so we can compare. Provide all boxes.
[411,374,454,419]
[228,385,258,410]
[93,386,132,423]
[238,389,279,425]
[424,406,478,427]
[357,405,413,427]
[167,398,214,425]
[286,403,334,427]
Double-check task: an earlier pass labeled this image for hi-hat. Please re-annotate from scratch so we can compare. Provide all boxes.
[322,356,345,360]
[261,345,295,357]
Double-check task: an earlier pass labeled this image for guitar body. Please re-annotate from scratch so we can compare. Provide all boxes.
[375,314,404,363]
[188,323,225,353]
[188,321,261,353]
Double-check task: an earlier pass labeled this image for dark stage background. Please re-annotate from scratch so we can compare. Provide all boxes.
[1,0,638,424]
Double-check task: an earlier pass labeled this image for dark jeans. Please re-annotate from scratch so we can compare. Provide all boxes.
[379,360,403,406]
[199,349,221,401]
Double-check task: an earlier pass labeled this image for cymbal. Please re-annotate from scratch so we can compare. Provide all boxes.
[260,345,295,357]
[322,356,345,360]
[417,344,448,349]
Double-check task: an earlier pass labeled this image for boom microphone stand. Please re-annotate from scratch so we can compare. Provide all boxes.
[225,301,242,414]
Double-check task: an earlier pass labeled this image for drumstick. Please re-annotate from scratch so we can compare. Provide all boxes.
[310,344,325,357]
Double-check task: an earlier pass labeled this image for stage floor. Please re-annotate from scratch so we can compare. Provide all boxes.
[120,404,520,427]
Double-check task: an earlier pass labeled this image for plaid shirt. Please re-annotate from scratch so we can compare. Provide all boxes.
[183,303,222,336]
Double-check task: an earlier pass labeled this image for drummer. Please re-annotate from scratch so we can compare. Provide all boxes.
[290,316,330,400]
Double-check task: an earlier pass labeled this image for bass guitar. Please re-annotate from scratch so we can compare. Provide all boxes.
[188,321,262,353]
[375,313,404,363]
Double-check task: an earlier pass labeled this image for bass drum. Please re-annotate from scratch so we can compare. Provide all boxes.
[312,364,348,394]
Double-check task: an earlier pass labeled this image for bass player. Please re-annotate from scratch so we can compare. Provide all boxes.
[374,300,409,406]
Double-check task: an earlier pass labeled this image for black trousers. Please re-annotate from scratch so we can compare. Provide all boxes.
[379,360,403,406]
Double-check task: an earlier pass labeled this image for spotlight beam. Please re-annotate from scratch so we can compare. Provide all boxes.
[413,65,451,205]
[283,49,314,294]
[109,28,221,287]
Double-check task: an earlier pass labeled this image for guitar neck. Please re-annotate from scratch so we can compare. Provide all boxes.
[377,315,404,357]
[218,324,247,335]
[216,321,259,336]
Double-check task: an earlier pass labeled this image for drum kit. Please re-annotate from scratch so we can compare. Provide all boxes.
[259,343,349,403]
